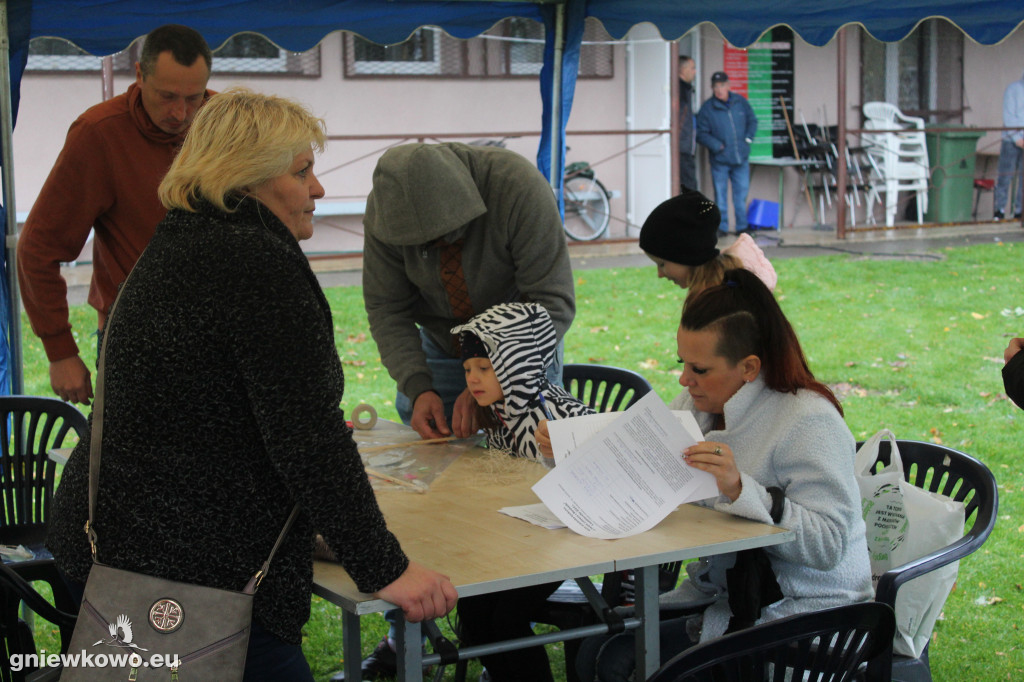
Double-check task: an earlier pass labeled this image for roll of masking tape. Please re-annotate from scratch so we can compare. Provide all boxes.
[352,403,378,430]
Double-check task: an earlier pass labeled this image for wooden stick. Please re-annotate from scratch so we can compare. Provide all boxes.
[364,467,427,493]
[358,436,457,453]
[780,95,816,221]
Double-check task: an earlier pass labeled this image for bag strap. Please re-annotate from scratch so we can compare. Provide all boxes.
[86,263,300,592]
[854,428,902,476]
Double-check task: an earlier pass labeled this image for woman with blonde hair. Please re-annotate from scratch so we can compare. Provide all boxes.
[639,189,777,304]
[48,88,457,681]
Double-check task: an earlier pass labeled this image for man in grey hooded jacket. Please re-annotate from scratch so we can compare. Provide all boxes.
[363,142,575,442]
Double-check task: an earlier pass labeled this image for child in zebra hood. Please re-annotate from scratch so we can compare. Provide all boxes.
[451,301,592,682]
[452,301,593,463]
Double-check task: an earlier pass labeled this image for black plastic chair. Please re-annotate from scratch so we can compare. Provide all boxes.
[0,396,88,562]
[562,363,652,413]
[648,601,895,682]
[857,439,998,682]
[0,560,77,682]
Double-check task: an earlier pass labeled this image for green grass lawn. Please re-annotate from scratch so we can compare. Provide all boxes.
[24,240,1024,680]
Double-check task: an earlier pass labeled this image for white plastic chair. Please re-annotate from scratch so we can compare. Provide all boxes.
[862,102,930,226]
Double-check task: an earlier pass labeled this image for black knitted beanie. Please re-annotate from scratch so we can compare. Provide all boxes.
[639,189,721,266]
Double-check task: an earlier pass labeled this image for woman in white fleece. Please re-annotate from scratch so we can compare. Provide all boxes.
[578,268,873,682]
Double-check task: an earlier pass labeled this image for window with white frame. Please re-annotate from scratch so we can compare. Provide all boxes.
[26,32,319,77]
[347,27,443,76]
[212,33,320,76]
[343,18,612,79]
[26,37,133,73]
[505,18,544,75]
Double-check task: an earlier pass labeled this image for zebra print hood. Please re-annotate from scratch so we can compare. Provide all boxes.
[452,302,592,461]
[453,302,553,406]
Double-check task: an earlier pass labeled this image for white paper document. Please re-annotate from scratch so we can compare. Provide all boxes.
[498,503,567,530]
[548,410,704,465]
[531,391,719,539]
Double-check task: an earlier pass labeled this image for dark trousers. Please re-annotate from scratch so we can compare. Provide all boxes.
[457,581,562,682]
[679,152,697,192]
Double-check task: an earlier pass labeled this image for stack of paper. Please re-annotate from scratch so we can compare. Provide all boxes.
[500,391,719,539]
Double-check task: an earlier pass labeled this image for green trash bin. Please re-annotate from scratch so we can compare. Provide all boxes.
[924,126,986,223]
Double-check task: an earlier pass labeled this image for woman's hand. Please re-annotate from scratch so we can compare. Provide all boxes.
[536,419,554,459]
[374,561,458,623]
[684,440,742,502]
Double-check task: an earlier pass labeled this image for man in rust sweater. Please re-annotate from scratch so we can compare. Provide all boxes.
[17,24,213,405]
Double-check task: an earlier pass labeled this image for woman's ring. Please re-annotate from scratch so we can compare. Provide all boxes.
[713,446,722,455]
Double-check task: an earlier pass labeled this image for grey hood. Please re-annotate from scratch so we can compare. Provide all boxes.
[364,143,488,246]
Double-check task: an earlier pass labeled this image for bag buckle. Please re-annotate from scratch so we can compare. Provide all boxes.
[245,559,272,594]
[85,520,98,560]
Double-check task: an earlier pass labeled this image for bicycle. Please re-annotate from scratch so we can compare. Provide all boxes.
[469,138,611,241]
[562,158,611,241]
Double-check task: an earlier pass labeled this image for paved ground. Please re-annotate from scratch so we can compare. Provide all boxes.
[59,219,1024,303]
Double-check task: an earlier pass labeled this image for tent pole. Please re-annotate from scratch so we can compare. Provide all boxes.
[0,0,23,394]
[836,26,848,239]
[548,1,565,191]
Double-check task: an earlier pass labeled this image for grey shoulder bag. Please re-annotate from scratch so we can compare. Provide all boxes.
[62,269,300,681]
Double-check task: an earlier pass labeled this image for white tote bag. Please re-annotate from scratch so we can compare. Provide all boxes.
[855,429,965,658]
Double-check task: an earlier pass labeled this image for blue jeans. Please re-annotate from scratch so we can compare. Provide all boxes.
[710,162,750,232]
[58,570,312,682]
[994,139,1024,216]
[575,615,696,682]
[395,328,565,425]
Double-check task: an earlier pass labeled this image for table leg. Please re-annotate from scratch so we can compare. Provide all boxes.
[633,565,659,682]
[342,610,363,682]
[394,616,423,681]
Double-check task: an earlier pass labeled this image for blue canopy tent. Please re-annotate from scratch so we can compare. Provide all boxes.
[2,0,1024,394]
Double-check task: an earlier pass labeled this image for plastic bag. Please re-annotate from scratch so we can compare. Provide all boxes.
[855,429,965,658]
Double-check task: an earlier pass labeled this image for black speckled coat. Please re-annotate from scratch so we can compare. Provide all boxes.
[47,196,408,644]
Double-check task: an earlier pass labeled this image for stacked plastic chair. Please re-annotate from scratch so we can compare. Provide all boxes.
[862,102,930,227]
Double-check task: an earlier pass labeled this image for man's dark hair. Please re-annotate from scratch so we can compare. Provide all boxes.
[139,24,212,77]
[679,55,693,64]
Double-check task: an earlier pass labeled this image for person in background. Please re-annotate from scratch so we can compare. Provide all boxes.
[639,189,777,306]
[678,55,699,192]
[46,88,457,682]
[696,71,758,235]
[452,302,593,682]
[993,71,1024,221]
[576,269,872,682]
[18,24,214,405]
[1003,336,1024,407]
